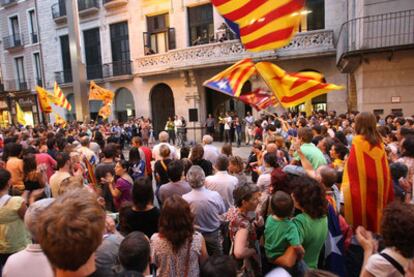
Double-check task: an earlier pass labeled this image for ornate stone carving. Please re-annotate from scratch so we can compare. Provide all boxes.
[135,30,335,76]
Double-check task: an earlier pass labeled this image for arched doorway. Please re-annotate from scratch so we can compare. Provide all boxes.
[66,93,76,121]
[115,88,135,122]
[150,83,175,136]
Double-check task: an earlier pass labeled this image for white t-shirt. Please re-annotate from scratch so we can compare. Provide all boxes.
[365,248,409,277]
[224,117,232,130]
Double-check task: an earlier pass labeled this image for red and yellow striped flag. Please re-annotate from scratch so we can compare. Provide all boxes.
[212,0,305,52]
[342,135,394,233]
[35,86,53,113]
[255,62,344,108]
[203,59,256,97]
[89,80,114,104]
[54,82,72,111]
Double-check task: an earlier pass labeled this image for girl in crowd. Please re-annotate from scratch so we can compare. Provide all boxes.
[103,160,133,211]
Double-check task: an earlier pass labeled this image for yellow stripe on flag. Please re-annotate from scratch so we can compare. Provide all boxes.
[16,102,26,126]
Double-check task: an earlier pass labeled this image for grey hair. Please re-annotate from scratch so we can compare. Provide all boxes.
[186,165,205,189]
[158,131,169,142]
[25,198,55,241]
[202,135,213,145]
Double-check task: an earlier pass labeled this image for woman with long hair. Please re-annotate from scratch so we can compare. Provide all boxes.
[151,195,208,277]
[22,152,47,192]
[342,112,394,233]
[128,147,146,181]
[190,144,213,177]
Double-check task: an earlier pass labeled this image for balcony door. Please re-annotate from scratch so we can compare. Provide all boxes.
[110,21,130,76]
[188,4,214,46]
[60,35,72,83]
[9,16,20,45]
[84,28,102,79]
[14,57,26,90]
[28,9,38,43]
[144,13,175,55]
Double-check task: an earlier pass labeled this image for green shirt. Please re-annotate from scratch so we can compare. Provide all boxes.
[293,213,328,269]
[294,143,327,169]
[264,216,300,260]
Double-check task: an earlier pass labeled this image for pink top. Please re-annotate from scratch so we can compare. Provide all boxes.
[35,153,57,181]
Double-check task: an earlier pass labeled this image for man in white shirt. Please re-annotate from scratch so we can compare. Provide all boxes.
[244,111,254,145]
[205,155,238,211]
[202,135,220,165]
[77,136,98,165]
[152,131,177,161]
[224,112,232,143]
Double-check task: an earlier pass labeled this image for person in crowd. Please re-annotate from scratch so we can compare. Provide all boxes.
[37,189,106,277]
[131,136,152,179]
[183,166,226,256]
[120,177,160,238]
[227,184,262,277]
[102,160,133,211]
[117,231,151,277]
[95,145,117,211]
[190,144,213,177]
[34,147,56,181]
[257,153,279,195]
[357,201,414,277]
[342,112,394,233]
[152,131,177,161]
[390,162,411,202]
[165,117,175,145]
[49,152,81,198]
[3,198,54,277]
[202,135,220,165]
[22,152,47,192]
[293,127,327,170]
[244,111,255,146]
[77,136,98,165]
[228,155,248,187]
[291,177,328,269]
[329,142,348,171]
[46,138,58,160]
[224,112,232,144]
[154,145,172,190]
[205,155,238,210]
[159,160,192,204]
[317,137,335,164]
[128,147,146,181]
[221,143,233,157]
[234,116,242,147]
[151,195,208,277]
[205,114,215,138]
[200,255,237,277]
[396,135,414,202]
[5,143,25,194]
[246,142,263,184]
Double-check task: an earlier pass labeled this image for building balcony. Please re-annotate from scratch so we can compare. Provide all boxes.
[86,64,103,80]
[78,0,99,17]
[337,9,414,73]
[0,0,17,8]
[55,70,72,85]
[3,79,30,91]
[3,34,25,51]
[135,30,335,77]
[103,61,133,81]
[103,0,127,9]
[51,2,67,23]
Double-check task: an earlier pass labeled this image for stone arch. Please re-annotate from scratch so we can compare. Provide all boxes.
[115,87,135,122]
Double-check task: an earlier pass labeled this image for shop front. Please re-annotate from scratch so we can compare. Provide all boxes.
[0,92,41,127]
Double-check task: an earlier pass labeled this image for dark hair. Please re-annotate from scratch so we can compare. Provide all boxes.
[270,167,289,193]
[0,168,11,190]
[263,152,278,168]
[233,184,259,208]
[332,142,348,160]
[129,147,141,163]
[190,144,204,162]
[335,131,348,146]
[400,127,414,139]
[200,255,237,277]
[401,136,414,158]
[56,152,70,169]
[118,231,150,273]
[221,143,233,157]
[292,176,328,219]
[215,155,229,171]
[117,160,130,171]
[159,195,194,252]
[270,191,294,218]
[23,153,37,177]
[103,145,116,159]
[132,177,153,210]
[319,166,338,188]
[381,202,414,258]
[181,158,193,176]
[180,146,191,159]
[298,127,313,143]
[390,162,408,181]
[46,138,56,150]
[312,125,322,135]
[168,160,184,182]
[8,142,23,157]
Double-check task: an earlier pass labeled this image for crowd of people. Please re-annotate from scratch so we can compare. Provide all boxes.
[0,109,413,277]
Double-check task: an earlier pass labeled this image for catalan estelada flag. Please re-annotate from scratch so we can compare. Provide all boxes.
[54,82,72,111]
[341,135,394,233]
[203,59,256,97]
[35,86,53,113]
[255,62,344,108]
[238,88,278,111]
[211,0,304,52]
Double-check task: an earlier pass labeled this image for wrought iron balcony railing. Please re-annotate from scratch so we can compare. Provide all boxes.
[3,79,29,91]
[3,33,25,49]
[337,10,414,71]
[135,29,335,76]
[103,61,132,78]
[86,64,103,80]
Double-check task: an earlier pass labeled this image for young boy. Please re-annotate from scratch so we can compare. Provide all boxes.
[264,191,302,270]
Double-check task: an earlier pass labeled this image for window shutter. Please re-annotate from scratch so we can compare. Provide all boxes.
[168,28,176,50]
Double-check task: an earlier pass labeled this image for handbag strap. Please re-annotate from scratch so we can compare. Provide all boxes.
[379,252,405,275]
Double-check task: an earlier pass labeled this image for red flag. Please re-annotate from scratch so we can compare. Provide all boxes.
[238,88,278,110]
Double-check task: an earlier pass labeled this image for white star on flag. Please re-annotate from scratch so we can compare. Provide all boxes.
[217,80,228,90]
[325,231,342,258]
